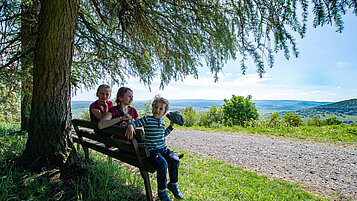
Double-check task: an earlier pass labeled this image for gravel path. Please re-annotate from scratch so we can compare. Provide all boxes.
[166,129,357,200]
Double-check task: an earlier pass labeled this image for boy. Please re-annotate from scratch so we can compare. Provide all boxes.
[125,96,183,201]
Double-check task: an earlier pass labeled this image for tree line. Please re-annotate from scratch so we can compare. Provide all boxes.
[179,95,344,128]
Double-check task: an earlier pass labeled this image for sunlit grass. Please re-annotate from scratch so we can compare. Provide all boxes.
[1,121,328,200]
[176,149,325,200]
[183,124,357,146]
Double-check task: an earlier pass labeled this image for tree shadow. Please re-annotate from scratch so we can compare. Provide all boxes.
[1,154,148,201]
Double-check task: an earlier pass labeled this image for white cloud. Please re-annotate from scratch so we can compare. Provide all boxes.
[309,91,325,94]
[336,62,351,66]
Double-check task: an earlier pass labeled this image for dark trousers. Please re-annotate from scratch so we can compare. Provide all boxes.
[149,147,179,190]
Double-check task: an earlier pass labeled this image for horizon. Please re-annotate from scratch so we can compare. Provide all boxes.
[71,98,341,103]
[73,12,357,103]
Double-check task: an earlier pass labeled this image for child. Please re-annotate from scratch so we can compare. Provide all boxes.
[98,87,138,129]
[125,96,183,201]
[89,84,114,122]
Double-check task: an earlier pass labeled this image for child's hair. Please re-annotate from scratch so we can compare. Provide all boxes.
[96,84,111,96]
[115,87,133,105]
[152,95,169,113]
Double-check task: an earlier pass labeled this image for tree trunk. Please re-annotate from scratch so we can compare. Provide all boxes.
[24,0,79,168]
[21,0,40,131]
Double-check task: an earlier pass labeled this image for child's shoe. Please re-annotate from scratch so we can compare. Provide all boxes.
[158,189,171,201]
[167,182,183,199]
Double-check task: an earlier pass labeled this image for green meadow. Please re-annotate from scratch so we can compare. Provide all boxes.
[0,121,335,200]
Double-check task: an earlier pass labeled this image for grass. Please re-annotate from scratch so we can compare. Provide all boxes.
[1,121,329,200]
[176,149,325,200]
[183,124,357,147]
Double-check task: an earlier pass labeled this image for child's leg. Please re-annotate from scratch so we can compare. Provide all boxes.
[149,149,168,190]
[162,148,179,184]
[162,147,183,199]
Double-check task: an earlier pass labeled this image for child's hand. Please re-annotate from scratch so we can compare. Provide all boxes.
[122,114,133,121]
[125,125,136,139]
[170,121,175,127]
[127,114,133,121]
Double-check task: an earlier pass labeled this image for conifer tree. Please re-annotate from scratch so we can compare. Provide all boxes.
[1,0,356,168]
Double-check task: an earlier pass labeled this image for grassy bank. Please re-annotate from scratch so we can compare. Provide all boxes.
[183,124,357,146]
[1,122,327,200]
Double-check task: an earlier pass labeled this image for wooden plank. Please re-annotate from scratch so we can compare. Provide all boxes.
[80,140,156,173]
[72,119,98,129]
[76,130,149,158]
[72,119,145,141]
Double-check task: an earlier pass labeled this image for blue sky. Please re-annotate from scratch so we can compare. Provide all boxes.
[73,12,357,102]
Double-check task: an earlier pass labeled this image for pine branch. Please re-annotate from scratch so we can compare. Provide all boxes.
[0,47,34,71]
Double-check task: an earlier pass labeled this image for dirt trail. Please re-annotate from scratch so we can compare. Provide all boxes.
[166,129,357,200]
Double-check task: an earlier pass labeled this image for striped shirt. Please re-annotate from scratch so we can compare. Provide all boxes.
[128,116,174,151]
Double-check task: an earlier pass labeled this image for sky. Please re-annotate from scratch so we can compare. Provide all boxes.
[73,12,357,103]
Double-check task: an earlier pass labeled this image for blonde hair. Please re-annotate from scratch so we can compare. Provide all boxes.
[152,95,169,113]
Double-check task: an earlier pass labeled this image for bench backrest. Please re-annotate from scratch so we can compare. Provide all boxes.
[71,119,155,172]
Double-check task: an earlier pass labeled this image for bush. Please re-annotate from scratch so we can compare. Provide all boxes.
[222,95,258,127]
[307,116,325,126]
[197,105,224,128]
[267,113,281,127]
[282,113,302,127]
[347,126,357,135]
[80,110,90,121]
[324,117,342,125]
[180,107,197,127]
[246,119,266,128]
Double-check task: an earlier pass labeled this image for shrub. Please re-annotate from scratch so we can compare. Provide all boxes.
[347,126,357,135]
[282,113,302,127]
[267,113,281,127]
[246,119,266,128]
[324,117,342,125]
[222,95,258,127]
[180,107,197,127]
[307,116,325,126]
[197,105,224,128]
[80,110,90,121]
[137,100,152,117]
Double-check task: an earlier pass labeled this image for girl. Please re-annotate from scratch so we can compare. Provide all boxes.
[89,84,114,122]
[98,87,138,129]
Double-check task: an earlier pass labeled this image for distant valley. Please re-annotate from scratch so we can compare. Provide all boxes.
[72,99,332,114]
[71,98,357,124]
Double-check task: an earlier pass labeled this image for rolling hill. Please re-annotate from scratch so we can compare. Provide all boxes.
[71,99,333,117]
[279,99,357,124]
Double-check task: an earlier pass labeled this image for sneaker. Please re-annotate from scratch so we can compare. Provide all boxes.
[158,189,171,201]
[167,182,183,199]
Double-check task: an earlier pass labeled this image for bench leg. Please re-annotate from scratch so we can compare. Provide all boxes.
[142,170,153,201]
[83,146,89,160]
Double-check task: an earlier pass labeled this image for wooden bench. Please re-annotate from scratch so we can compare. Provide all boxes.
[71,119,183,201]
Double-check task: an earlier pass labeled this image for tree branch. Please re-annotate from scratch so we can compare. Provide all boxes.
[0,47,34,71]
[0,13,21,22]
[0,35,21,55]
[89,0,109,26]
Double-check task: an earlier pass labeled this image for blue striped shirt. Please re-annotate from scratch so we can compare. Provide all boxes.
[128,116,174,151]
